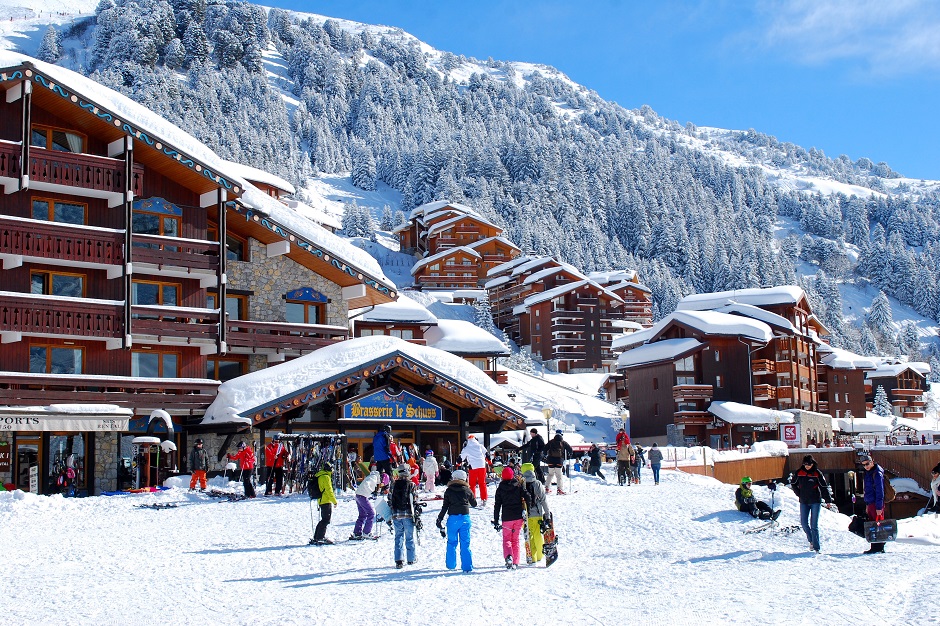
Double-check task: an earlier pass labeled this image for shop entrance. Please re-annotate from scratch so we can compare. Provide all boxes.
[48,433,87,496]
[418,430,460,465]
[15,436,41,493]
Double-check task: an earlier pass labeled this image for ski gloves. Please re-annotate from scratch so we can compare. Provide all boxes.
[436,517,446,538]
[492,520,502,532]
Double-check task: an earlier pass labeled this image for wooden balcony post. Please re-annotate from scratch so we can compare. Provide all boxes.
[217,188,227,354]
[119,136,134,349]
[19,78,31,191]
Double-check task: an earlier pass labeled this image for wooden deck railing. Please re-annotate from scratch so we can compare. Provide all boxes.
[27,147,144,196]
[226,319,347,352]
[0,215,124,266]
[0,292,121,338]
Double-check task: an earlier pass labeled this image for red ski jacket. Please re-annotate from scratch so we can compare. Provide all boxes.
[228,446,256,470]
[264,442,288,468]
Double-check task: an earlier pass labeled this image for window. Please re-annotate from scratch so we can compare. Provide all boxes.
[286,300,323,325]
[843,375,848,384]
[132,350,179,377]
[845,393,849,403]
[836,410,841,418]
[833,376,839,386]
[31,271,84,298]
[29,345,83,374]
[716,375,724,388]
[467,358,487,370]
[30,125,84,153]
[676,375,696,385]
[654,403,659,417]
[207,357,247,382]
[32,197,85,225]
[430,264,440,271]
[133,209,180,239]
[714,350,721,362]
[834,393,840,403]
[132,280,180,307]
[675,356,695,372]
[207,228,246,261]
[389,329,414,340]
[653,378,659,390]
[208,292,247,320]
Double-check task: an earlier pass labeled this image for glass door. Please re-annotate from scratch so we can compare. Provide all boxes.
[15,436,41,493]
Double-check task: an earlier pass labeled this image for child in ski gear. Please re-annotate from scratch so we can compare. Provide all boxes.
[616,442,633,486]
[188,439,209,491]
[460,434,489,503]
[735,477,779,521]
[436,468,476,572]
[615,428,631,449]
[352,470,381,539]
[647,443,664,485]
[791,454,832,553]
[632,445,645,484]
[438,461,453,486]
[227,441,256,498]
[264,434,289,496]
[407,456,421,487]
[520,463,551,562]
[423,451,439,494]
[390,463,418,567]
[545,431,573,494]
[587,444,605,481]
[861,455,887,554]
[313,462,337,544]
[493,466,531,569]
[519,428,546,484]
[372,425,394,477]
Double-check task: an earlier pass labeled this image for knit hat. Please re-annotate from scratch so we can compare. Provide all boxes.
[501,467,514,481]
[522,470,537,483]
[426,450,434,456]
[398,463,410,473]
[858,454,871,463]
[467,434,476,440]
[520,462,535,474]
[452,469,468,481]
[237,441,246,449]
[802,454,816,465]
[555,429,563,435]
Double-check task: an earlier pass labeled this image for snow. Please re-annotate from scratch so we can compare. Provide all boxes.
[668,310,774,343]
[677,285,806,311]
[867,361,931,379]
[617,337,704,368]
[708,400,795,425]
[352,294,437,324]
[220,159,295,195]
[411,246,480,273]
[423,319,509,355]
[816,344,878,370]
[3,462,940,624]
[280,198,342,231]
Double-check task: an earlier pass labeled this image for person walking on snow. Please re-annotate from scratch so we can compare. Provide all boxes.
[264,434,289,496]
[615,427,631,450]
[647,442,664,485]
[422,450,439,494]
[927,463,940,514]
[188,438,209,491]
[587,443,606,481]
[390,463,418,568]
[350,470,381,540]
[492,466,531,569]
[545,431,573,494]
[520,462,551,562]
[861,454,888,554]
[313,462,337,545]
[791,454,833,553]
[227,441,256,498]
[632,445,645,484]
[616,441,633,486]
[519,428,546,484]
[436,469,477,572]
[460,435,489,504]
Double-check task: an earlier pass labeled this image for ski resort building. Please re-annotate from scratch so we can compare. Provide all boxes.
[0,53,397,495]
[865,362,930,420]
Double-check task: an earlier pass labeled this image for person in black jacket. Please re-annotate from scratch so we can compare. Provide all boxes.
[587,444,606,481]
[389,463,418,568]
[791,454,833,553]
[492,467,532,569]
[436,469,477,572]
[545,431,573,494]
[519,428,546,484]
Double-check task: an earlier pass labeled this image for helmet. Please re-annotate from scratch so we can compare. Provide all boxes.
[740,476,753,485]
[383,424,392,433]
[398,463,410,473]
[195,438,203,445]
[322,462,333,472]
[426,450,434,456]
[272,433,280,441]
[237,442,246,449]
[381,473,391,485]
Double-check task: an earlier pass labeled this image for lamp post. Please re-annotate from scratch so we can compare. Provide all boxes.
[542,407,553,436]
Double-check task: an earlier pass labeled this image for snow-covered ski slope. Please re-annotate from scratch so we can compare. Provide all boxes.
[2,467,939,624]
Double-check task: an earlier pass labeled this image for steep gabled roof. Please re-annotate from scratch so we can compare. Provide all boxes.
[424,320,509,356]
[513,279,624,314]
[426,213,500,237]
[521,264,586,286]
[221,160,295,195]
[816,345,877,370]
[411,246,481,274]
[655,310,773,344]
[617,337,705,369]
[353,294,438,325]
[409,200,481,220]
[465,236,521,253]
[677,286,807,311]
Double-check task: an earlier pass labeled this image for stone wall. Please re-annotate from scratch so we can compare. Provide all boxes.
[94,433,119,495]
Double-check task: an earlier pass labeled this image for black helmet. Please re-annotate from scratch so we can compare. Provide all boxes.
[237,441,246,449]
[195,438,203,445]
[322,462,333,472]
[383,424,392,433]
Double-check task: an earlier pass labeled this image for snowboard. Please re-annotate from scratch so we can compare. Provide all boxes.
[542,515,558,567]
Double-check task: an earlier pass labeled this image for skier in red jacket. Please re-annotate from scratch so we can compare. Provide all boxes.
[264,434,289,496]
[228,442,256,498]
[615,428,631,450]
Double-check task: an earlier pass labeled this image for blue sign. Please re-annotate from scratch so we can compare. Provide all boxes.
[341,388,443,422]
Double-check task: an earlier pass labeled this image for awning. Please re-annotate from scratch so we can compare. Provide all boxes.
[0,405,133,432]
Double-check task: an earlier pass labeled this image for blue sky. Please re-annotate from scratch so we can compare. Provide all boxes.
[281,1,940,180]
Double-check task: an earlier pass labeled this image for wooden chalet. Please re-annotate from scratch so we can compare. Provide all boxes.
[866,362,930,420]
[352,294,439,345]
[815,344,876,421]
[0,54,395,495]
[424,319,510,385]
[411,246,482,290]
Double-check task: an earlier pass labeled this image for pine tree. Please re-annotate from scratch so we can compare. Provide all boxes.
[379,205,394,231]
[183,23,209,68]
[473,291,498,335]
[873,385,892,417]
[929,355,940,383]
[37,26,61,63]
[867,291,894,348]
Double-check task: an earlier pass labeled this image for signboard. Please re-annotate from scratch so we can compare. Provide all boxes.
[0,442,10,472]
[29,465,38,494]
[781,423,801,447]
[0,416,130,432]
[340,388,444,423]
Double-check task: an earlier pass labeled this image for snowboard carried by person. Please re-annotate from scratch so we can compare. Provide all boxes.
[540,512,558,566]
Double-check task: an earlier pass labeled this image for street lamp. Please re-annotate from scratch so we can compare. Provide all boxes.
[542,407,552,436]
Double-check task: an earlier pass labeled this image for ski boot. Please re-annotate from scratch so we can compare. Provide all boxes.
[505,555,513,570]
[396,560,404,569]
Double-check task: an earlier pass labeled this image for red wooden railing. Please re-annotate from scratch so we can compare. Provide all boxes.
[0,215,123,266]
[226,319,347,352]
[0,293,121,338]
[27,147,144,196]
[0,140,21,179]
[132,234,220,272]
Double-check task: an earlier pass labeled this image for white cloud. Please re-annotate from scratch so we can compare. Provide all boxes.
[757,0,940,75]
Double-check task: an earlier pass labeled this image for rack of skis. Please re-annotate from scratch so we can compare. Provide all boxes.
[276,433,350,497]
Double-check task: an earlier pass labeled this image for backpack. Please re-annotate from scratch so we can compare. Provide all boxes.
[882,475,896,503]
[391,479,413,512]
[307,473,323,500]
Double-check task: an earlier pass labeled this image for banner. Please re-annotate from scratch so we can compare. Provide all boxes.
[340,388,443,422]
[0,416,130,432]
[781,423,801,447]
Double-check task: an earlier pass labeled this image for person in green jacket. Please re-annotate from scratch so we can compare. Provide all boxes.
[313,462,338,545]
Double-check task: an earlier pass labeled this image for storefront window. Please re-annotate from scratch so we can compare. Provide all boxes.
[48,434,85,495]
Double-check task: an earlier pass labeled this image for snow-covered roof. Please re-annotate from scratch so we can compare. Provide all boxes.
[834,412,940,434]
[0,404,133,417]
[517,279,623,311]
[0,52,249,194]
[617,338,705,368]
[486,255,533,277]
[866,362,930,379]
[605,280,652,295]
[353,294,437,325]
[587,270,638,284]
[677,286,807,311]
[483,275,512,289]
[451,289,486,301]
[510,256,559,277]
[714,303,796,334]
[424,320,509,356]
[611,325,658,351]
[281,198,342,231]
[220,160,295,195]
[816,345,877,370]
[203,336,520,425]
[426,213,499,237]
[521,264,586,286]
[610,320,644,331]
[411,246,481,274]
[465,235,519,252]
[666,310,773,344]
[409,200,481,220]
[708,401,795,425]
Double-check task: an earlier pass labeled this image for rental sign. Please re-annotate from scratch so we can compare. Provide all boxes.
[340,388,443,423]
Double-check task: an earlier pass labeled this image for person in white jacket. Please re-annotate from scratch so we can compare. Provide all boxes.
[351,470,381,540]
[422,451,439,494]
[460,435,489,503]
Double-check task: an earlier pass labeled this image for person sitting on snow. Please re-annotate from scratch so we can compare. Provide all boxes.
[735,476,780,521]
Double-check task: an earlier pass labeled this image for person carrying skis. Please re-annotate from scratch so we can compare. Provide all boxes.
[390,463,418,568]
[520,462,551,562]
[545,431,573,494]
[351,470,381,540]
[647,442,664,485]
[519,428,546,484]
[860,455,888,554]
[313,462,337,545]
[264,434,289,496]
[791,454,833,553]
[422,450,439,494]
[372,425,395,478]
[586,443,606,481]
[227,441,256,498]
[492,467,531,569]
[436,469,477,573]
[188,438,209,491]
[735,476,780,521]
[460,434,489,504]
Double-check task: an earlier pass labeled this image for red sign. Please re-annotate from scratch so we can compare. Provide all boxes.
[781,424,801,447]
[0,442,10,472]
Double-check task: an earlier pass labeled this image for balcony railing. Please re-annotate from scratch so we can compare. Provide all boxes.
[27,146,144,198]
[673,384,714,400]
[551,309,585,320]
[484,369,508,385]
[0,291,121,338]
[753,384,777,401]
[752,359,775,375]
[131,305,219,342]
[0,140,21,181]
[551,350,587,361]
[132,234,221,273]
[416,275,479,286]
[0,371,218,414]
[0,215,123,267]
[227,320,347,352]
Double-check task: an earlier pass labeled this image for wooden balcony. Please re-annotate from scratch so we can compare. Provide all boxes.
[0,292,121,339]
[415,275,479,287]
[484,369,508,385]
[0,140,22,190]
[0,371,218,415]
[776,386,793,399]
[551,309,585,320]
[902,410,925,419]
[25,145,144,205]
[816,381,828,394]
[131,234,221,278]
[892,388,925,397]
[673,384,714,400]
[753,384,777,401]
[674,411,712,425]
[551,323,584,332]
[752,359,775,375]
[226,320,347,353]
[0,215,123,269]
[576,297,599,306]
[131,305,219,342]
[551,350,587,361]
